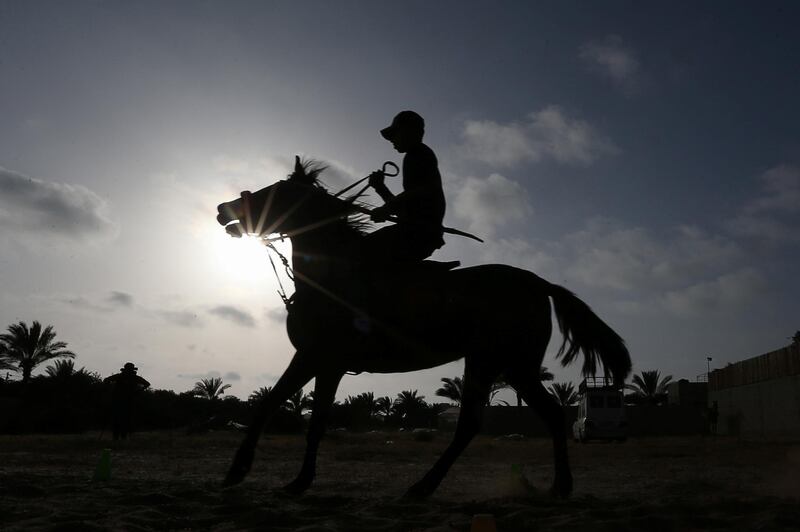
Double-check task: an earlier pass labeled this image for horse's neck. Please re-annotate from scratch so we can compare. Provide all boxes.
[290,225,363,298]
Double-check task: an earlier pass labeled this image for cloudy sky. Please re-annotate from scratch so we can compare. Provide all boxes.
[1,1,798,401]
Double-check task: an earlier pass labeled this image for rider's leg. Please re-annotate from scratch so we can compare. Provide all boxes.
[363,225,442,263]
[362,225,406,263]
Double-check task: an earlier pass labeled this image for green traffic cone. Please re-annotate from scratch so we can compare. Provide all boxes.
[93,448,111,481]
[511,462,535,493]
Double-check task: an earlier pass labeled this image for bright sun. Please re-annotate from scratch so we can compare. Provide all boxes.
[210,226,293,284]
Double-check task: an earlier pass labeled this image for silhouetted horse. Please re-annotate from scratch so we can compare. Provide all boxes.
[216,157,631,498]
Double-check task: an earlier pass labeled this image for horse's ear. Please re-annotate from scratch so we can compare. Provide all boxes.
[294,155,303,176]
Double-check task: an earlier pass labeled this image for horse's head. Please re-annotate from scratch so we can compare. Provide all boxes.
[216,156,348,239]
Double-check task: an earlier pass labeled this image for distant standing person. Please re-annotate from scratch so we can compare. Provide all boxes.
[708,400,719,435]
[104,362,150,440]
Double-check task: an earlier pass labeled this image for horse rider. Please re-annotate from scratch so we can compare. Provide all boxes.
[365,110,446,264]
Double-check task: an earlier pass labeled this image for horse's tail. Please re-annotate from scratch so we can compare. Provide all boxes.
[538,277,632,386]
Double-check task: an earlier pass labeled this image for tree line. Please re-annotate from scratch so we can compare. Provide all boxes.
[4,319,762,434]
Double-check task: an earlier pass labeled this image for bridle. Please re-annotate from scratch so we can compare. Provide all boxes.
[227,164,484,308]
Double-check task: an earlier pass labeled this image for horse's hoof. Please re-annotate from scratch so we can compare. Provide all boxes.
[403,482,434,500]
[282,478,311,496]
[548,481,572,499]
[223,464,248,487]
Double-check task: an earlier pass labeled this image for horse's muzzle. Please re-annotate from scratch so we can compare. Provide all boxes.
[217,199,242,226]
[225,222,244,238]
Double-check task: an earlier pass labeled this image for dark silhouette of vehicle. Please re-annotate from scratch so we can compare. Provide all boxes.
[573,377,627,442]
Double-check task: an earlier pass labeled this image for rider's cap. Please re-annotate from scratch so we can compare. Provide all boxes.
[380,110,424,141]
[121,362,138,372]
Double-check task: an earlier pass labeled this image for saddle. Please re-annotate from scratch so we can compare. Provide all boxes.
[412,259,460,273]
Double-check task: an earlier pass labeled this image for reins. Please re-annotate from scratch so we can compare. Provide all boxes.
[236,165,488,309]
[263,239,293,308]
[333,161,399,198]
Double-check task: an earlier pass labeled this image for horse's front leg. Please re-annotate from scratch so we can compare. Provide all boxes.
[405,357,498,498]
[283,371,344,495]
[224,352,315,486]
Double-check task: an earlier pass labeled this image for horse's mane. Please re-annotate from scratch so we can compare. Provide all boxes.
[289,158,373,237]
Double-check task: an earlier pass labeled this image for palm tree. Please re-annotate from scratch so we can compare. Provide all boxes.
[344,392,377,415]
[486,381,509,406]
[248,386,272,404]
[791,330,800,346]
[625,370,673,405]
[1,356,18,373]
[394,390,427,418]
[44,359,85,379]
[548,382,579,406]
[435,377,463,406]
[285,389,312,417]
[342,392,377,428]
[192,377,231,400]
[0,321,75,382]
[497,366,554,406]
[375,396,394,417]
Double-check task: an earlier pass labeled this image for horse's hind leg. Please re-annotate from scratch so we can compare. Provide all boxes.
[283,371,344,495]
[405,357,498,499]
[505,372,573,498]
[224,352,315,487]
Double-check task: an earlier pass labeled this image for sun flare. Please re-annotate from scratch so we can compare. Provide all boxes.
[211,227,293,284]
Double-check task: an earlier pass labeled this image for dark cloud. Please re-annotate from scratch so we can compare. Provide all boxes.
[61,296,106,312]
[209,305,256,327]
[579,35,640,95]
[450,173,532,237]
[258,372,281,384]
[158,310,203,328]
[177,370,221,380]
[107,291,134,307]
[265,307,286,323]
[0,166,117,240]
[728,165,800,243]
[456,107,618,168]
[60,291,134,313]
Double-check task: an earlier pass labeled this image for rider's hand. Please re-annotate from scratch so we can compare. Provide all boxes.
[368,170,385,189]
[370,205,389,223]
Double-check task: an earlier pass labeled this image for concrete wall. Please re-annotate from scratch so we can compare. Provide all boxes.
[438,405,707,437]
[710,343,800,390]
[667,379,708,408]
[478,405,578,437]
[710,374,800,440]
[625,405,707,437]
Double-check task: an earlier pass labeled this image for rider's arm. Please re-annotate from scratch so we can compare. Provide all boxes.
[381,147,442,217]
[373,181,395,204]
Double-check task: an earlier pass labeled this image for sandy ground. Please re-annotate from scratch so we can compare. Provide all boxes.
[1,431,800,531]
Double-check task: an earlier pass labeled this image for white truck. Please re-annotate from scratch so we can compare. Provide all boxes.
[572,377,627,442]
